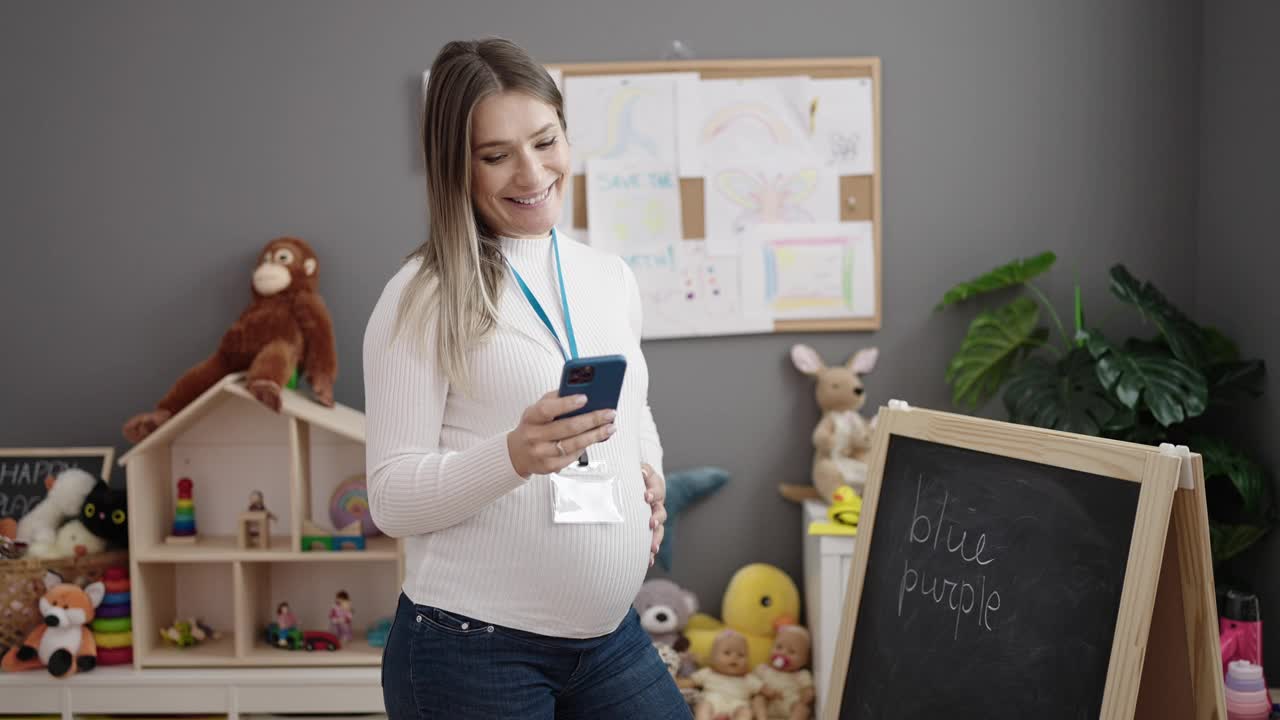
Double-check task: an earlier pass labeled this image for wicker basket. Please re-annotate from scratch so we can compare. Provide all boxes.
[0,550,129,652]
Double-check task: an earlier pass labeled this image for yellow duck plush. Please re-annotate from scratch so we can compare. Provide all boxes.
[685,563,801,669]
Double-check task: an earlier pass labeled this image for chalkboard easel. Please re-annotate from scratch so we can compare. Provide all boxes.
[823,403,1226,720]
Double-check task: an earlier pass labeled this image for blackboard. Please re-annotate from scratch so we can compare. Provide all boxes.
[0,447,114,521]
[837,435,1140,719]
[823,404,1186,720]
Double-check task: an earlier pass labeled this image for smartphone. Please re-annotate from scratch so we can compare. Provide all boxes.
[557,354,627,420]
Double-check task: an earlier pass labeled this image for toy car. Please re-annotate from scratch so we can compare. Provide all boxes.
[303,630,340,651]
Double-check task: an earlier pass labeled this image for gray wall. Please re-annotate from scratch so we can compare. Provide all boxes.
[0,1,1203,621]
[1198,0,1280,651]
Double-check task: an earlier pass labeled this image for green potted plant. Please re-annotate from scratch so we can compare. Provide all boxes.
[935,252,1272,579]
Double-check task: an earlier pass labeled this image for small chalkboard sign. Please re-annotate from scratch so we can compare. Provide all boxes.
[0,447,114,521]
[823,403,1225,720]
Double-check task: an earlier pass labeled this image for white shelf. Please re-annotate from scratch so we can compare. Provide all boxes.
[245,630,383,666]
[802,498,856,720]
[134,534,400,562]
[0,665,384,720]
[143,633,240,667]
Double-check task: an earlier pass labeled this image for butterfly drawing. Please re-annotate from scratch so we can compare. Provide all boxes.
[827,131,860,165]
[713,168,822,234]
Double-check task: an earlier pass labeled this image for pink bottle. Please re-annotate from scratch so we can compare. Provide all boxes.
[1224,660,1272,720]
[1222,590,1265,676]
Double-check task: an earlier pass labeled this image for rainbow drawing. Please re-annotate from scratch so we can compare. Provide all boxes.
[701,102,796,145]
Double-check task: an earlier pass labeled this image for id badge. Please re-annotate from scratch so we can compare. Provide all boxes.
[549,461,624,524]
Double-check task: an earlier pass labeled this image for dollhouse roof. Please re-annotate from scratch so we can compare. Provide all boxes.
[117,372,365,465]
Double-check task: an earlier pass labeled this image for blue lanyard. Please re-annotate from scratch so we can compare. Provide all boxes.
[506,228,578,361]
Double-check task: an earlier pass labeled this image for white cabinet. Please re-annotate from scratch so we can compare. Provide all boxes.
[801,499,855,719]
[0,665,385,720]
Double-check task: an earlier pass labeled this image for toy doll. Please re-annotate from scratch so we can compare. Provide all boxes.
[275,602,297,647]
[689,629,763,720]
[329,590,353,645]
[246,490,276,541]
[752,625,815,720]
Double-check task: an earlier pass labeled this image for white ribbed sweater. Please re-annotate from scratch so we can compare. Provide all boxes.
[363,231,663,638]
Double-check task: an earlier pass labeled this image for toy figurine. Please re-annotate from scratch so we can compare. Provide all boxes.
[329,590,353,645]
[688,629,763,720]
[275,602,297,647]
[238,489,277,549]
[752,625,815,720]
[160,618,220,648]
[248,490,274,518]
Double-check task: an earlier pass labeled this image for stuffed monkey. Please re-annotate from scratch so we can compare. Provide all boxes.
[123,237,337,443]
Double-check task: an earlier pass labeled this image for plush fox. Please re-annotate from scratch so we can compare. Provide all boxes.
[1,570,105,677]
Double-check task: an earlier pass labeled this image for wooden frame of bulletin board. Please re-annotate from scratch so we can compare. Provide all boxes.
[547,57,884,333]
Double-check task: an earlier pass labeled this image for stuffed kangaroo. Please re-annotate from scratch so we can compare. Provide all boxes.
[781,344,880,503]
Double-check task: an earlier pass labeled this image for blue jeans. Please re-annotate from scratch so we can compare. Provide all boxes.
[382,592,693,720]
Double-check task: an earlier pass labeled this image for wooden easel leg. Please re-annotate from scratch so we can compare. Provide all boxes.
[1135,521,1196,719]
[1135,475,1228,720]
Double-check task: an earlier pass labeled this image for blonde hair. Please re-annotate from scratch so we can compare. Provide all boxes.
[395,38,565,390]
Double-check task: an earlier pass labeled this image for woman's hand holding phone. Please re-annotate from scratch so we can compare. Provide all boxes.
[507,391,617,478]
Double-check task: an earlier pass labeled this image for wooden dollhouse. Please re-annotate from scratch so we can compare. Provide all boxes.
[116,372,403,668]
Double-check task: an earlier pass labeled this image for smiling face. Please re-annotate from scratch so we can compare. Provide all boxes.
[469,91,569,239]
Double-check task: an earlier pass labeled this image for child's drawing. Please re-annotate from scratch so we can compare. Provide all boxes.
[566,74,688,175]
[588,86,661,162]
[809,77,875,175]
[622,241,770,339]
[740,222,876,321]
[713,167,824,233]
[677,76,812,177]
[584,159,682,253]
[703,159,838,255]
[701,102,799,146]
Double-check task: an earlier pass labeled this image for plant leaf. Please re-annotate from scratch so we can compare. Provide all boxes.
[1003,348,1117,436]
[1195,435,1272,517]
[1109,265,1207,368]
[946,297,1042,410]
[1202,326,1242,365]
[1205,359,1267,408]
[1210,521,1271,566]
[1073,283,1084,343]
[1122,336,1170,355]
[1082,329,1208,426]
[935,252,1056,310]
[1102,405,1137,435]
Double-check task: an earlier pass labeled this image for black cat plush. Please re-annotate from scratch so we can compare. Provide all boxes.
[80,482,128,547]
